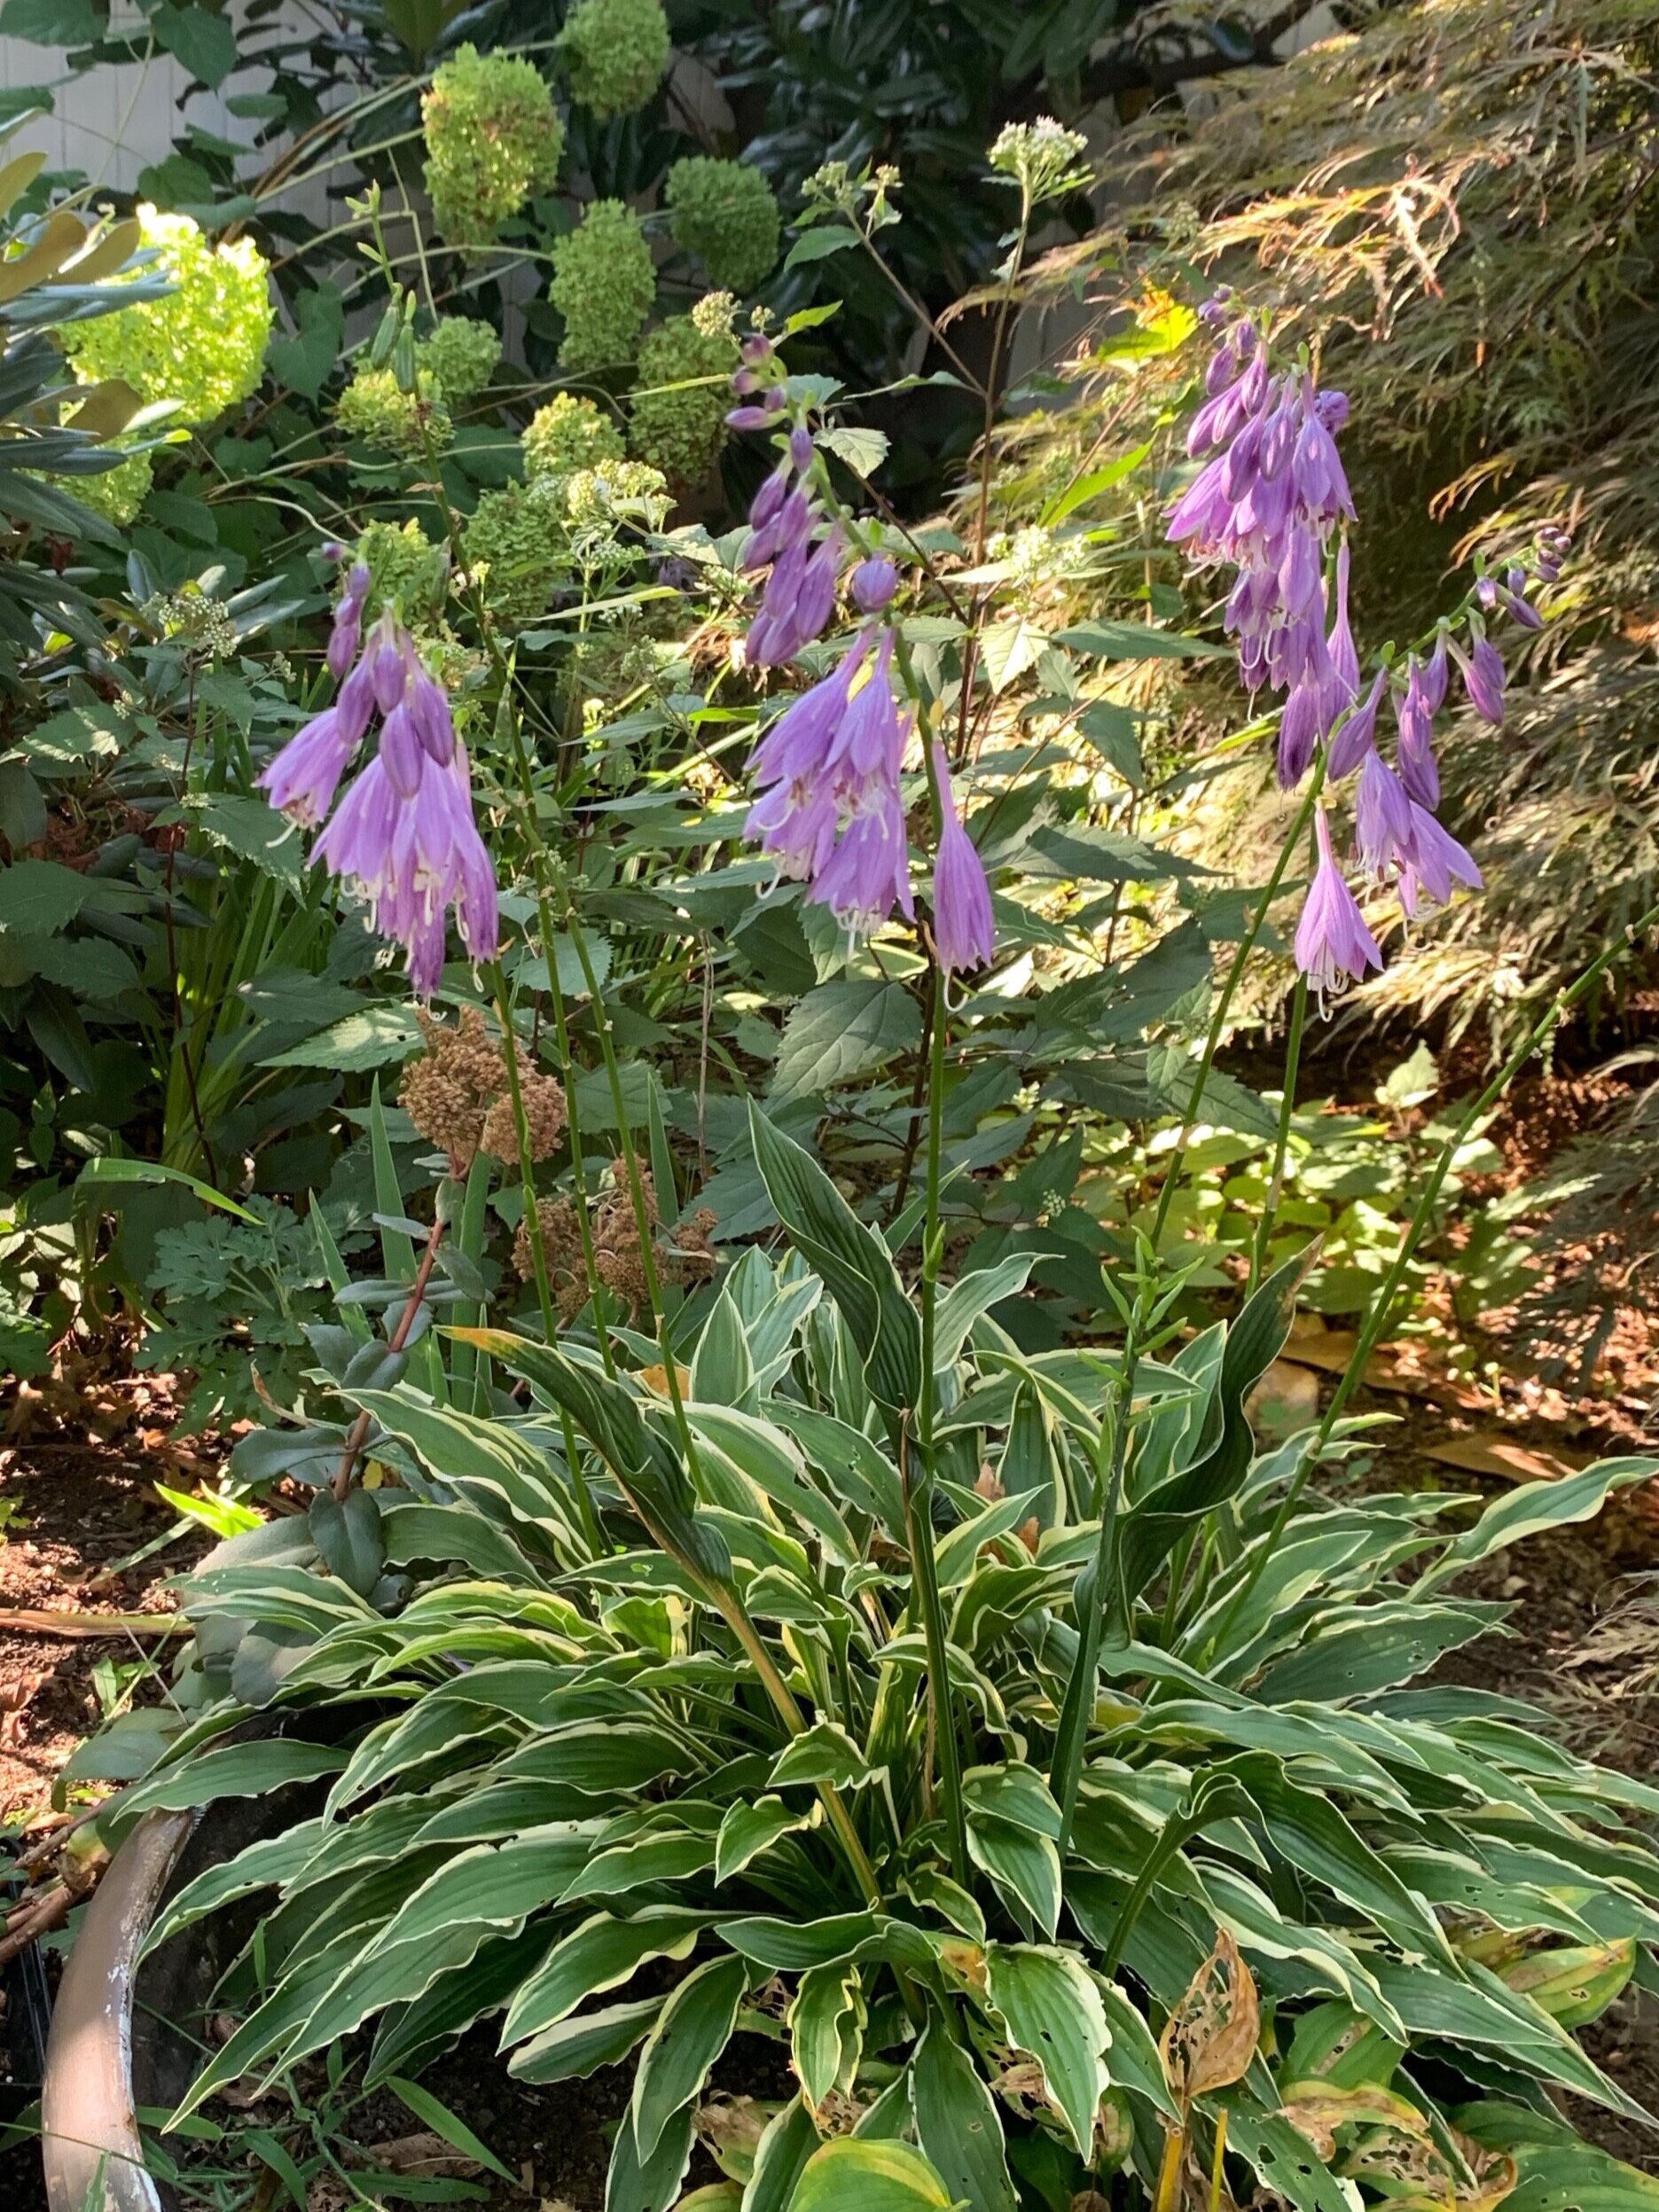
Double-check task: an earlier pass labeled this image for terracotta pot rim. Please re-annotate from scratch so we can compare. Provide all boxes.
[40,1809,199,2212]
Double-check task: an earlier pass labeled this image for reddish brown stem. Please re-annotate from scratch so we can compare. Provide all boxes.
[330,1211,447,1501]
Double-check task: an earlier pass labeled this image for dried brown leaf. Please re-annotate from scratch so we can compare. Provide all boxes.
[1159,1927,1260,2101]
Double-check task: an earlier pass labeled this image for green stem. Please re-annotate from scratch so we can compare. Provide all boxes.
[1208,897,1659,1657]
[1052,1304,1143,1855]
[1148,762,1325,1253]
[911,965,970,1887]
[1248,972,1308,1293]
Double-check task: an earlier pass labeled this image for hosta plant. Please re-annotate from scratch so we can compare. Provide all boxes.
[107,1153,1659,2212]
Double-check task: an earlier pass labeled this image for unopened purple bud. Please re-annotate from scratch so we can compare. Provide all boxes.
[345,561,372,602]
[370,637,406,715]
[1449,632,1506,726]
[1327,668,1385,779]
[732,368,760,395]
[326,602,363,682]
[1475,576,1499,611]
[930,744,993,976]
[337,656,377,746]
[790,427,815,473]
[409,669,455,767]
[740,333,771,365]
[762,386,786,411]
[1506,566,1527,595]
[748,463,791,532]
[1420,630,1449,716]
[727,406,776,432]
[321,541,345,562]
[380,703,424,800]
[852,556,898,614]
[1504,589,1543,631]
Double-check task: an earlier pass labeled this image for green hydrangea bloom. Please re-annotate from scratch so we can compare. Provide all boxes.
[417,316,502,403]
[548,199,655,371]
[356,518,443,616]
[664,157,781,293]
[422,43,565,246]
[62,207,271,425]
[561,456,669,530]
[523,391,624,484]
[462,481,569,625]
[628,314,738,489]
[558,0,669,121]
[69,448,154,528]
[335,367,452,456]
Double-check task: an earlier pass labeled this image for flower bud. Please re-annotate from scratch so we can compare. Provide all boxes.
[852,556,899,614]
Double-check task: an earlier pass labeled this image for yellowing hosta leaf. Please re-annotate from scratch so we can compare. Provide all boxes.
[1276,2079,1433,2161]
[1501,1937,1636,2030]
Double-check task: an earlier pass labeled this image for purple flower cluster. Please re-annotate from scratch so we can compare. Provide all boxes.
[1170,303,1356,776]
[746,618,916,942]
[1170,299,1569,1006]
[732,345,844,669]
[728,346,994,969]
[258,590,498,997]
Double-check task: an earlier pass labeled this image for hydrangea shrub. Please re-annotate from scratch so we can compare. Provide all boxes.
[420,43,565,245]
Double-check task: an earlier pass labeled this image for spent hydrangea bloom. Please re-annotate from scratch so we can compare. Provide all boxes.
[1295,807,1382,1009]
[930,746,994,975]
[259,603,498,996]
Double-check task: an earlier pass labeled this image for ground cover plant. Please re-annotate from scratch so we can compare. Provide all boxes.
[4,10,1659,2212]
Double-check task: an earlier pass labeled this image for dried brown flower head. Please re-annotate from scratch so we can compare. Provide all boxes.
[399,1008,506,1166]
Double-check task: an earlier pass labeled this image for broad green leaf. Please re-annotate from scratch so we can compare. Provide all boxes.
[1420,1456,1659,1594]
[632,1954,750,2161]
[983,1942,1111,2157]
[716,1795,814,1883]
[561,1830,717,1907]
[744,2097,822,2212]
[262,1005,424,1072]
[967,1814,1060,1940]
[1204,1752,1455,1965]
[165,791,302,889]
[748,1105,921,1415]
[770,1722,874,1793]
[910,2016,1017,2212]
[153,4,238,85]
[789,1962,863,2112]
[116,1739,346,1817]
[1055,618,1229,660]
[510,1994,663,2084]
[0,856,87,932]
[608,2093,696,2212]
[503,1909,708,2044]
[980,614,1048,693]
[788,2139,952,2212]
[771,979,919,1102]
